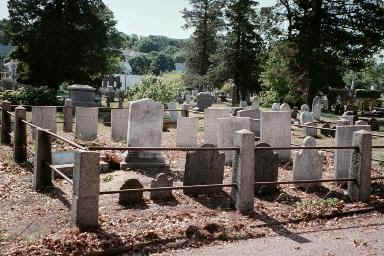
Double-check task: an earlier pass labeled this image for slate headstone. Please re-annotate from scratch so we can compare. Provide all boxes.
[204,107,232,145]
[32,106,57,139]
[176,117,198,147]
[254,142,279,194]
[196,92,214,112]
[118,179,143,205]
[280,103,291,111]
[150,173,173,201]
[111,108,130,142]
[75,107,98,141]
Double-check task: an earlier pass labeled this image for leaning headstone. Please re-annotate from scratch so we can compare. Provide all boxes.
[254,142,279,194]
[260,111,291,161]
[118,179,143,205]
[111,108,129,141]
[183,144,225,195]
[335,125,371,181]
[75,107,98,141]
[301,104,310,112]
[204,107,232,145]
[125,99,167,169]
[196,92,214,112]
[32,106,57,139]
[280,103,291,111]
[166,102,179,123]
[292,136,323,188]
[150,173,173,201]
[176,117,198,147]
[300,111,313,125]
[217,117,253,164]
[312,96,321,120]
[271,103,280,111]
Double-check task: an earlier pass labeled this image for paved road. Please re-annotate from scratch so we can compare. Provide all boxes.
[163,222,384,256]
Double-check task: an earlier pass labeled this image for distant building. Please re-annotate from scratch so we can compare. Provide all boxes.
[0,44,16,80]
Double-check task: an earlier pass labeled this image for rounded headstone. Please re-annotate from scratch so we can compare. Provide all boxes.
[300,104,310,112]
[271,103,280,111]
[118,179,144,205]
[150,173,173,201]
[280,103,291,111]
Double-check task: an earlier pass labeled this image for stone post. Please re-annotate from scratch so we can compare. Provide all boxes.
[14,106,27,163]
[181,103,189,117]
[348,130,372,202]
[72,151,100,231]
[33,128,52,191]
[231,129,255,214]
[1,100,11,145]
[63,99,73,133]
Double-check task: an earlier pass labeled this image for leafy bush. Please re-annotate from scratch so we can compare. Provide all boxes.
[128,75,186,104]
[355,89,381,99]
[0,86,60,106]
[0,79,18,90]
[219,82,233,94]
[260,90,279,107]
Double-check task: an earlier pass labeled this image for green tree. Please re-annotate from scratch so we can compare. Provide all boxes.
[0,19,11,45]
[8,0,123,89]
[149,53,175,76]
[225,0,264,104]
[128,55,151,75]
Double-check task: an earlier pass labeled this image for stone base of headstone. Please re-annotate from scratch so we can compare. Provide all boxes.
[124,151,169,170]
[118,179,144,205]
[150,173,173,201]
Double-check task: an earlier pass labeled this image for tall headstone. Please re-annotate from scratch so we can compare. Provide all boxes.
[300,111,317,137]
[271,103,280,111]
[196,92,214,112]
[75,107,98,141]
[32,106,57,139]
[125,99,167,169]
[204,107,232,145]
[183,144,225,195]
[254,142,279,194]
[237,109,260,136]
[335,125,370,180]
[111,108,129,141]
[312,96,321,120]
[342,112,354,125]
[260,111,291,161]
[292,136,323,188]
[301,104,310,112]
[63,99,73,133]
[251,96,260,109]
[280,103,291,111]
[176,117,198,147]
[68,84,96,107]
[217,117,253,164]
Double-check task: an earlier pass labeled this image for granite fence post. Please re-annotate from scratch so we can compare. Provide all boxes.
[231,129,255,214]
[33,128,52,191]
[348,130,372,202]
[72,151,100,231]
[14,106,27,163]
[1,100,11,145]
[181,103,189,117]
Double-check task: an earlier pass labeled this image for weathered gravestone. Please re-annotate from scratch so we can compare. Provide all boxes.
[204,107,232,145]
[355,120,368,125]
[280,103,291,111]
[236,109,260,136]
[68,84,97,107]
[125,99,167,169]
[75,107,98,141]
[300,111,317,137]
[118,179,143,205]
[240,101,248,108]
[312,96,321,120]
[166,102,179,123]
[254,142,279,194]
[260,111,291,161]
[369,118,379,131]
[150,173,173,201]
[335,125,370,181]
[111,108,129,141]
[301,104,310,112]
[342,112,354,125]
[176,117,198,147]
[217,117,254,164]
[183,144,225,195]
[32,106,57,139]
[252,96,260,109]
[292,136,323,188]
[196,92,214,112]
[271,103,281,111]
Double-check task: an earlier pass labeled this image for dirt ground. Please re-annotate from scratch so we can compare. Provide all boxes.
[0,114,384,255]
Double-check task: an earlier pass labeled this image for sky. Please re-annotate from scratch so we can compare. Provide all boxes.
[0,0,276,39]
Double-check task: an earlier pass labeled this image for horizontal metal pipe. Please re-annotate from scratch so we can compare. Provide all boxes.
[255,178,356,185]
[43,129,86,150]
[49,164,73,185]
[88,146,240,152]
[371,146,384,149]
[22,120,42,130]
[293,124,336,131]
[6,111,15,117]
[99,183,236,195]
[255,146,358,151]
[371,176,384,180]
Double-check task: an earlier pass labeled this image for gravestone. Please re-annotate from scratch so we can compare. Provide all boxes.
[292,136,323,188]
[217,117,253,164]
[150,173,173,201]
[312,96,321,120]
[271,103,281,111]
[337,118,352,126]
[204,107,232,145]
[355,120,368,125]
[32,106,57,139]
[196,92,214,112]
[335,125,370,181]
[301,104,310,112]
[68,84,96,107]
[118,179,143,205]
[240,101,248,108]
[342,112,354,124]
[252,96,260,109]
[125,99,167,169]
[176,117,198,147]
[254,142,279,194]
[111,108,130,141]
[183,144,225,195]
[260,111,291,161]
[280,103,291,111]
[75,107,98,141]
[237,109,260,136]
[166,102,179,123]
[292,107,299,119]
[300,111,317,137]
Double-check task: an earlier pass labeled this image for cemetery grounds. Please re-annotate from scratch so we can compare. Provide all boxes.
[0,103,383,255]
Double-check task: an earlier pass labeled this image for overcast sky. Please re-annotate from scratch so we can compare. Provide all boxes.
[0,0,276,39]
